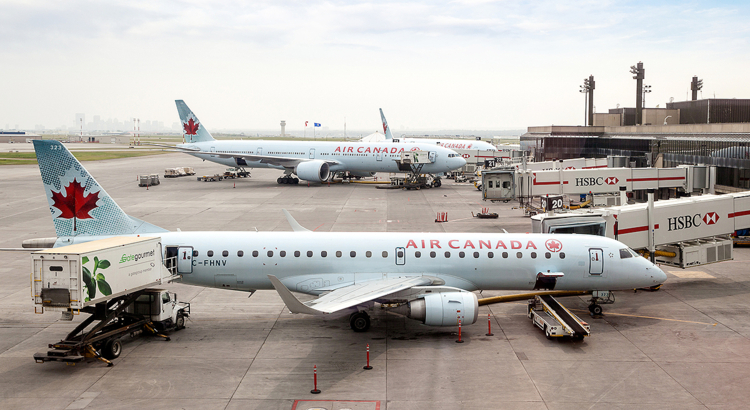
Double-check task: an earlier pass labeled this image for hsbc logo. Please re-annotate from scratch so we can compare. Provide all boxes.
[703,212,719,225]
[575,176,619,186]
[668,212,721,231]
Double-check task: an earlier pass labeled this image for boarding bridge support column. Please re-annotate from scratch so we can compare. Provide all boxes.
[620,186,627,206]
[647,188,655,263]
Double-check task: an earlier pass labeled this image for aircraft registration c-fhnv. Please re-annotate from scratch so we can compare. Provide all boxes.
[161,101,466,184]
[25,140,666,331]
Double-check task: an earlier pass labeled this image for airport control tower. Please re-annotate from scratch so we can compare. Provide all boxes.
[280,120,286,137]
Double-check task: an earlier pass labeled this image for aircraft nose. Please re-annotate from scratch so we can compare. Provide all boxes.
[653,264,668,284]
[455,156,467,168]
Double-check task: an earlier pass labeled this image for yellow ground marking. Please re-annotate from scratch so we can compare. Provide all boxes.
[667,270,714,279]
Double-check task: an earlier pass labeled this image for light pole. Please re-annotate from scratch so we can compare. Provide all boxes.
[630,62,645,124]
[579,81,589,126]
[642,85,652,108]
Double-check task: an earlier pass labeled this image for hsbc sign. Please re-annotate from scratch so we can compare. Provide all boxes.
[575,176,619,187]
[667,212,720,231]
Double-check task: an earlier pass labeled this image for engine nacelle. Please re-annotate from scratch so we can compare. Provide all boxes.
[402,292,478,326]
[295,160,330,182]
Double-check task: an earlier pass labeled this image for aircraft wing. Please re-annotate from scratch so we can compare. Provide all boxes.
[189,151,340,168]
[144,143,202,152]
[268,275,433,315]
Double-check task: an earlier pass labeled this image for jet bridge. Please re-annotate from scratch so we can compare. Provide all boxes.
[531,191,750,268]
[482,164,716,203]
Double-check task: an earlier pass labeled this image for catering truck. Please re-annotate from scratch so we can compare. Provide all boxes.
[32,236,189,365]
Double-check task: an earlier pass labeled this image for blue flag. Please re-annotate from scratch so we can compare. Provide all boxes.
[314,123,321,127]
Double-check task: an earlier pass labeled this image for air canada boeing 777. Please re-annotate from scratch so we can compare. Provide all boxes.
[25,140,666,331]
[162,101,466,184]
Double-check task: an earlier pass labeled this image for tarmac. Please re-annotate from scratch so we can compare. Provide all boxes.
[1,149,750,409]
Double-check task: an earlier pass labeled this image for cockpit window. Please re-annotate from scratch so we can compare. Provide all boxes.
[619,248,633,259]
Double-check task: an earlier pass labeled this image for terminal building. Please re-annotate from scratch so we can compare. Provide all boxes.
[521,98,750,193]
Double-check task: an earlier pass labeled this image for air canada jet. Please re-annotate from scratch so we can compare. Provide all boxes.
[379,108,499,151]
[161,101,466,184]
[24,140,667,332]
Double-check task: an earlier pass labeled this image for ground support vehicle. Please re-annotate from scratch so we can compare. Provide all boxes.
[528,295,591,340]
[33,289,189,366]
[31,237,186,365]
[197,174,223,182]
[138,174,160,187]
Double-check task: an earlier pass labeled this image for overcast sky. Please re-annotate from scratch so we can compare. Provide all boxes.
[1,0,749,131]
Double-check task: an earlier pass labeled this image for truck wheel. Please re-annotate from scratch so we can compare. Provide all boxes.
[102,339,122,360]
[175,314,185,330]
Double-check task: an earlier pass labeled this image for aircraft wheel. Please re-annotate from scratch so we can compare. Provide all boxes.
[434,179,442,187]
[277,177,283,184]
[293,178,299,185]
[102,338,122,360]
[350,311,370,332]
[589,304,603,316]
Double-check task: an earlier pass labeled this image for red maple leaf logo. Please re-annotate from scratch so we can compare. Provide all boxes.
[545,239,563,252]
[50,178,99,225]
[382,123,387,134]
[183,118,200,135]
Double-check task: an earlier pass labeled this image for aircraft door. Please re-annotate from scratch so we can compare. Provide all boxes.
[210,146,216,157]
[428,151,437,163]
[177,246,193,274]
[309,148,315,159]
[257,147,262,155]
[376,151,383,161]
[395,247,405,265]
[589,248,603,275]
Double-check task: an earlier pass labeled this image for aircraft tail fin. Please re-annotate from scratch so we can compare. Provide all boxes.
[176,100,216,143]
[33,140,168,238]
[379,108,393,140]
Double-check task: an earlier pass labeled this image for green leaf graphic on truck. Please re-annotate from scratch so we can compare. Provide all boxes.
[82,255,112,301]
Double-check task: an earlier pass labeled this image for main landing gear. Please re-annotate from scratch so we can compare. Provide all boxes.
[277,175,299,184]
[349,311,371,332]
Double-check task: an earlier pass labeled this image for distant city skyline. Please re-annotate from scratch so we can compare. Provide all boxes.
[2,1,749,131]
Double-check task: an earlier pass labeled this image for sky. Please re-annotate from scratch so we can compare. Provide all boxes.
[1,0,749,132]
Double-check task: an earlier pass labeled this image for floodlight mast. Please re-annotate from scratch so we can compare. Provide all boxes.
[630,62,645,125]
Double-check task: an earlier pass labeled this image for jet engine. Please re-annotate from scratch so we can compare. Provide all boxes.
[295,160,330,182]
[399,292,478,326]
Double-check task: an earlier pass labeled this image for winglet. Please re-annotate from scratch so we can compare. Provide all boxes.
[268,275,322,315]
[282,209,310,232]
[379,108,393,140]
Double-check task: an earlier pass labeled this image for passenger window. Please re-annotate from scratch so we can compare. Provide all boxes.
[444,251,451,258]
[516,252,523,258]
[222,250,228,257]
[531,252,537,259]
[336,251,342,258]
[488,251,494,258]
[207,250,214,257]
[502,252,508,258]
[321,251,327,257]
[366,251,372,258]
[397,250,404,258]
[415,251,421,258]
[545,252,551,259]
[280,251,286,257]
[430,251,436,258]
[237,250,244,257]
[560,252,566,259]
[350,251,356,257]
[294,251,301,257]
[473,252,479,258]
[459,252,465,258]
[382,251,388,258]
[267,250,273,257]
[307,251,313,257]
[252,251,258,257]
[193,250,199,257]
[619,249,633,259]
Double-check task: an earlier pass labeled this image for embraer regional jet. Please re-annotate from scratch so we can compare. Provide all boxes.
[26,140,666,332]
[164,101,466,184]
